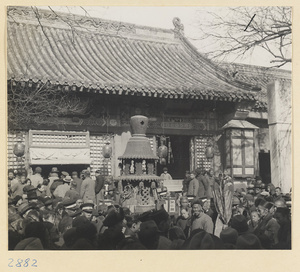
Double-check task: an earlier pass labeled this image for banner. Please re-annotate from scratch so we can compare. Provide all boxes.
[29,148,91,165]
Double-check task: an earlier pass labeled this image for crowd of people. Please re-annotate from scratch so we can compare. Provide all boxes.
[8,166,291,250]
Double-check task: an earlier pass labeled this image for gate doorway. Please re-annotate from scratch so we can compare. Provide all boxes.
[156,135,190,179]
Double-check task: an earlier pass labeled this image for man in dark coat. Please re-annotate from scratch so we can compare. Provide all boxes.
[95,170,105,206]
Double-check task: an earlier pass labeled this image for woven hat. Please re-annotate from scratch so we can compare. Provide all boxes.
[61,171,69,177]
[63,176,73,183]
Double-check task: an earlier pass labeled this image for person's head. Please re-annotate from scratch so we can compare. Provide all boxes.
[42,178,50,186]
[76,199,84,208]
[25,179,32,186]
[275,187,282,196]
[82,170,90,178]
[8,170,15,180]
[163,167,168,173]
[42,210,56,224]
[274,199,287,208]
[202,199,210,211]
[95,170,102,177]
[192,201,203,217]
[80,203,94,220]
[126,215,141,233]
[185,171,190,178]
[71,171,78,179]
[256,176,262,184]
[34,167,42,175]
[208,169,214,176]
[168,226,186,241]
[180,196,189,209]
[236,204,245,215]
[20,174,27,184]
[274,207,290,226]
[180,208,189,219]
[190,172,196,179]
[251,211,260,223]
[257,201,275,219]
[255,187,262,194]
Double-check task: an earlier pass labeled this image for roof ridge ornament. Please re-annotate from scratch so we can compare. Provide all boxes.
[173,17,184,38]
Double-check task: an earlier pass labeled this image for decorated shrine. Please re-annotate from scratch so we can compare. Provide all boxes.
[116,115,162,212]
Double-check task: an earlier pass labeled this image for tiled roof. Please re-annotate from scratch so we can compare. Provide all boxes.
[219,62,291,111]
[7,6,260,102]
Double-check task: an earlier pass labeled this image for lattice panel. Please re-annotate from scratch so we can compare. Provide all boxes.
[90,135,112,177]
[7,131,26,170]
[146,136,155,153]
[29,130,89,148]
[194,136,213,171]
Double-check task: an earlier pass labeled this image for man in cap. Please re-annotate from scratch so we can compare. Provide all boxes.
[30,167,43,188]
[71,171,83,195]
[188,198,214,236]
[53,176,72,198]
[80,170,96,203]
[62,198,79,216]
[80,202,94,220]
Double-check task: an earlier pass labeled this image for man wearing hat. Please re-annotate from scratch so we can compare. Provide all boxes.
[50,171,68,195]
[65,180,80,201]
[95,170,105,206]
[48,167,60,189]
[160,167,172,180]
[80,170,96,203]
[53,176,72,198]
[62,198,79,217]
[30,167,43,188]
[188,198,214,236]
[80,202,94,220]
[71,171,83,195]
[187,172,199,197]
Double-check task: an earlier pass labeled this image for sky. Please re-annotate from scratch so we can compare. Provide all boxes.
[37,6,291,70]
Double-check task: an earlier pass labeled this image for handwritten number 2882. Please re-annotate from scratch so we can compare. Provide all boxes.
[8,258,37,267]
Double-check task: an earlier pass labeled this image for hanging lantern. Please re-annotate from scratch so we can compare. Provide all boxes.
[13,137,25,158]
[160,157,167,165]
[158,136,168,158]
[102,142,112,158]
[205,139,214,159]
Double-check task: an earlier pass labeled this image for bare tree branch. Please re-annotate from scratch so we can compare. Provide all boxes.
[192,7,292,67]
